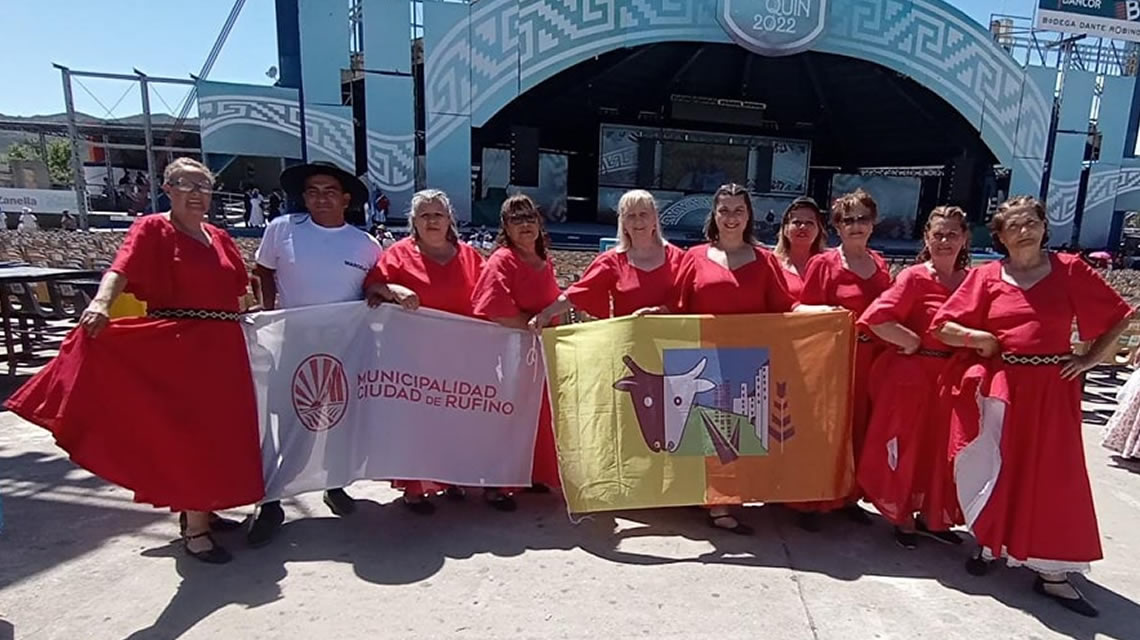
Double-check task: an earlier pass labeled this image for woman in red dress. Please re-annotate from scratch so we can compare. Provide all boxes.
[792,188,892,531]
[530,189,683,324]
[674,183,797,534]
[5,158,263,564]
[364,189,485,515]
[857,206,971,550]
[772,196,827,300]
[470,194,562,511]
[931,196,1132,617]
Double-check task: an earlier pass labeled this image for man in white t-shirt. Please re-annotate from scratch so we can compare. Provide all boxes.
[249,161,382,548]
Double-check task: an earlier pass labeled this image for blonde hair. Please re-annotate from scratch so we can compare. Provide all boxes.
[615,189,666,252]
[163,157,214,185]
[409,189,459,245]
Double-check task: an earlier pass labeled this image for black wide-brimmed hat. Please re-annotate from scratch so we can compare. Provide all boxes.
[280,161,368,209]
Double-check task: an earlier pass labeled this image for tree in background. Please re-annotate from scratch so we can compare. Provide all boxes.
[4,139,74,186]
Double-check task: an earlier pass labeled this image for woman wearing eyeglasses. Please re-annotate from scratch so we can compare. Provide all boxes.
[673,183,797,534]
[790,188,892,531]
[470,194,562,511]
[772,196,828,299]
[6,158,263,564]
[931,196,1132,617]
[856,206,972,550]
[364,189,485,514]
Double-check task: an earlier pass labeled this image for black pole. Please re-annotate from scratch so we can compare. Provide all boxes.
[296,1,308,163]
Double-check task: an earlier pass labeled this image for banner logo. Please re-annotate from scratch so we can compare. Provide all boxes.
[614,348,776,464]
[718,0,828,57]
[292,354,349,432]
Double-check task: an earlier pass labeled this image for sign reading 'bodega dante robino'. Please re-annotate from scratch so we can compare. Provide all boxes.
[1037,0,1140,42]
[718,0,829,56]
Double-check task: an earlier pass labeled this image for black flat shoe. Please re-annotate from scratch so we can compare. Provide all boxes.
[844,504,873,526]
[708,514,753,535]
[484,491,517,512]
[894,528,918,550]
[1034,576,1099,618]
[915,519,963,545]
[403,497,436,515]
[184,532,233,565]
[247,502,285,548]
[324,488,357,516]
[444,486,467,502]
[179,512,245,536]
[797,511,822,533]
[965,552,992,576]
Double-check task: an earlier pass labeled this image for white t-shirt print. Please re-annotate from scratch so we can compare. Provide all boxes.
[255,214,382,309]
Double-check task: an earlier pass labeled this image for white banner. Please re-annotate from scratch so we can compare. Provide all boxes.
[0,188,80,214]
[244,302,545,501]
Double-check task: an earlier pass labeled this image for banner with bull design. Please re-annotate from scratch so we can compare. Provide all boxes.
[542,312,855,513]
[244,302,545,500]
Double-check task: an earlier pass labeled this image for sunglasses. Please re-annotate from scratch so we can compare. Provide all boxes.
[505,213,539,225]
[168,178,214,194]
[839,214,874,227]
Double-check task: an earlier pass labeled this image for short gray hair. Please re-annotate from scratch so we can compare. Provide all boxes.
[409,189,459,245]
[163,157,215,185]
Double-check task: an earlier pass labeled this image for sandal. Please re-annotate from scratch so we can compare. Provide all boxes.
[484,490,517,512]
[708,513,753,535]
[1034,576,1099,617]
[183,531,233,565]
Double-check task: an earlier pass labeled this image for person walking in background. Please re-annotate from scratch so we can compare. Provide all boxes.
[247,161,382,547]
[857,206,971,550]
[363,189,485,514]
[17,207,39,232]
[60,210,78,231]
[932,196,1133,617]
[248,188,266,228]
[267,189,283,222]
[5,158,262,564]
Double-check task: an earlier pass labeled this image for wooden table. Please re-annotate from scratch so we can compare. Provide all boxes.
[0,267,102,375]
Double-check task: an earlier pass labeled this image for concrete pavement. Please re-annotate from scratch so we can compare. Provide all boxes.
[1,367,1138,640]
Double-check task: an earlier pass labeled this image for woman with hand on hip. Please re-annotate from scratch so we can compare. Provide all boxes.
[530,189,683,326]
[5,158,262,564]
[672,183,797,534]
[932,196,1132,617]
[470,194,562,511]
[857,206,971,550]
[364,189,486,514]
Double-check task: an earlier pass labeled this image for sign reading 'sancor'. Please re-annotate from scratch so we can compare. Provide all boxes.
[718,0,828,56]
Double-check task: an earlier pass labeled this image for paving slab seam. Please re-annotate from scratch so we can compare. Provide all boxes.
[772,511,821,640]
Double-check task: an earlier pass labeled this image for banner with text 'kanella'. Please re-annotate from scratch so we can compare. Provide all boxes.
[244,302,544,500]
[543,313,855,514]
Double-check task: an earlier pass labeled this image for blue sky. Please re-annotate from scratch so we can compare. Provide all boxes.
[0,0,1038,118]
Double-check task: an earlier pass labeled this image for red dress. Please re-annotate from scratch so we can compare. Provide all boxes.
[794,248,891,511]
[470,247,562,488]
[565,244,685,317]
[855,264,966,529]
[781,266,805,301]
[5,215,264,511]
[364,238,486,496]
[931,254,1132,572]
[674,244,797,314]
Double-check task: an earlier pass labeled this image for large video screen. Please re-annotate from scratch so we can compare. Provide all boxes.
[598,124,809,196]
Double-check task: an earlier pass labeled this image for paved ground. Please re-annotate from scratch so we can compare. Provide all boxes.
[0,361,1138,640]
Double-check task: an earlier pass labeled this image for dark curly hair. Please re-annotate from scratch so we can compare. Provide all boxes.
[704,183,756,245]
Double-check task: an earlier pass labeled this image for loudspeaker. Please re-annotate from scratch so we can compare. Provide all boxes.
[948,155,976,205]
[636,137,656,187]
[510,126,539,187]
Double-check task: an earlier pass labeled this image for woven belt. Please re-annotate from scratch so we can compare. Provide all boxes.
[1000,353,1071,366]
[857,333,873,343]
[148,308,242,322]
[916,349,953,359]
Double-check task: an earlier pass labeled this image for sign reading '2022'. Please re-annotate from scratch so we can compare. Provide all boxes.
[718,0,829,56]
